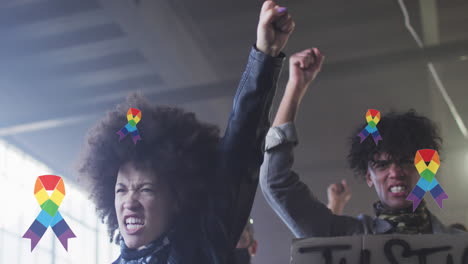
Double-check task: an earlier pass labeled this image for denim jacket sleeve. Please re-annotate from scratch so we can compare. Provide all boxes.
[259,122,363,238]
[216,46,285,245]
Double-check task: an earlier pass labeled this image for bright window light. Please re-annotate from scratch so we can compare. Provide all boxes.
[0,139,119,263]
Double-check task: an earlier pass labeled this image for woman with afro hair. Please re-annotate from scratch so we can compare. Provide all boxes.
[77,1,295,263]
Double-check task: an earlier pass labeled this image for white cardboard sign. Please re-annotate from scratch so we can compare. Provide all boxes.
[290,234,468,264]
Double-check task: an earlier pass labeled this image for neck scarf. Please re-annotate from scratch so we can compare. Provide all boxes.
[115,234,171,264]
[373,200,432,234]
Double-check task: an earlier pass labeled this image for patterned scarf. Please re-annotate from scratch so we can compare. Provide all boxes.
[374,200,432,234]
[113,234,171,264]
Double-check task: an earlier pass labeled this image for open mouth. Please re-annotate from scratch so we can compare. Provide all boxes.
[388,185,408,196]
[124,216,145,234]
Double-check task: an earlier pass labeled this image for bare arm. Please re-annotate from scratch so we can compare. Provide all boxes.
[272,48,324,126]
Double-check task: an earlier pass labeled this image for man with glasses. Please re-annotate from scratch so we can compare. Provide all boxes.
[259,56,462,236]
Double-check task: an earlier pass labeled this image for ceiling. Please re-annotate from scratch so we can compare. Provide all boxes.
[1,0,467,263]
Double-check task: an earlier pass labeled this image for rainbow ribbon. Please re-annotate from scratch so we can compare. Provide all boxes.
[23,175,76,251]
[406,149,448,212]
[357,109,382,145]
[117,108,142,144]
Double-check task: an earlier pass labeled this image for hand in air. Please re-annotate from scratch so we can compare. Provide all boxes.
[289,48,324,90]
[256,0,295,57]
[327,179,352,215]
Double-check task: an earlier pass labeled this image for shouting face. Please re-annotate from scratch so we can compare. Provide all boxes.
[115,163,175,249]
[366,152,420,210]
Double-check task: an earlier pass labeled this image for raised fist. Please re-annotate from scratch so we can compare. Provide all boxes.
[289,48,324,89]
[327,179,352,215]
[256,0,295,57]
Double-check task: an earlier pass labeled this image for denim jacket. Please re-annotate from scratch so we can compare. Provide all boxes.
[115,46,285,264]
[260,122,460,238]
[209,46,284,263]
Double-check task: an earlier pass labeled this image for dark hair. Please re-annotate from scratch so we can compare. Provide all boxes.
[77,93,220,242]
[449,223,467,231]
[348,110,442,180]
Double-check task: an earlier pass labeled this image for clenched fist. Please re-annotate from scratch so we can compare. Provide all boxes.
[289,48,324,90]
[271,48,324,126]
[256,0,295,57]
[327,179,352,215]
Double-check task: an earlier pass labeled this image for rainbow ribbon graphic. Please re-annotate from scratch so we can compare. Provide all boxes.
[23,175,76,251]
[406,149,448,212]
[357,109,382,145]
[117,108,142,144]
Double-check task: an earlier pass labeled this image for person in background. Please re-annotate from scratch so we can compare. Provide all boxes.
[450,223,467,231]
[235,218,257,264]
[327,180,352,215]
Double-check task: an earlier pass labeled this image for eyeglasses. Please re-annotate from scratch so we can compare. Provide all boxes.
[369,159,415,172]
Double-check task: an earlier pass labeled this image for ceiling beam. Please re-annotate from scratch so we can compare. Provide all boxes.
[1,37,134,72]
[98,0,220,90]
[321,38,468,76]
[0,9,112,40]
[73,38,468,106]
[2,38,466,135]
[419,0,440,46]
